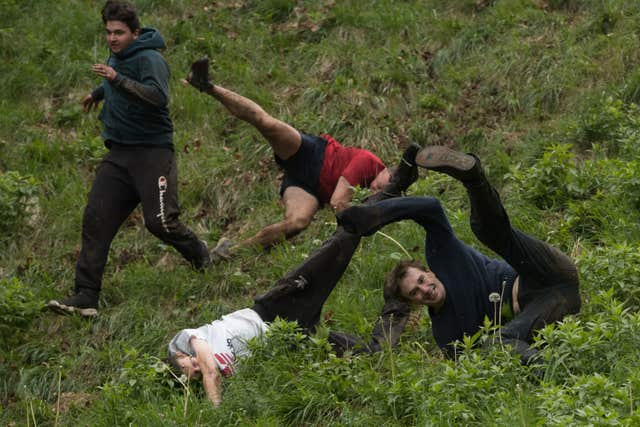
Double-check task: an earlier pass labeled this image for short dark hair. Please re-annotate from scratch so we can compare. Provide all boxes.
[102,0,140,32]
[384,260,428,301]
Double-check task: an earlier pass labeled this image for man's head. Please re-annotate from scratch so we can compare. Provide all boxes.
[370,167,393,193]
[168,351,201,380]
[102,0,140,54]
[385,260,446,310]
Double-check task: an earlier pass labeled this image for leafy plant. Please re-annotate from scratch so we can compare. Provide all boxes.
[0,277,41,348]
[0,170,37,241]
[509,143,580,210]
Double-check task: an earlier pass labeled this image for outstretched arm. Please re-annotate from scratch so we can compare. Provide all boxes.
[190,338,223,406]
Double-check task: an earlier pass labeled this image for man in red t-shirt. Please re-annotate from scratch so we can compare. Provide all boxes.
[186,57,419,257]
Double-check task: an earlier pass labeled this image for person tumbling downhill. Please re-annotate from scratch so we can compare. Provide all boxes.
[166,149,421,406]
[185,57,421,260]
[337,146,581,364]
[47,1,210,317]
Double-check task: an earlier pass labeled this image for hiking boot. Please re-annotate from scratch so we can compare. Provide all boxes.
[187,56,213,93]
[415,145,479,182]
[47,292,98,317]
[365,143,421,204]
[211,237,235,262]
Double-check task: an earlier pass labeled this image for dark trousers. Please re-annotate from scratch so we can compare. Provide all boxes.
[252,228,361,332]
[466,179,581,362]
[75,146,208,297]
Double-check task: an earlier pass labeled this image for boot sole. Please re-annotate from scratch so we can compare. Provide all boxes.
[415,146,475,177]
[47,300,98,318]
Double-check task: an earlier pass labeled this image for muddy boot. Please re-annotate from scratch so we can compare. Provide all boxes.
[186,56,214,92]
[415,146,481,183]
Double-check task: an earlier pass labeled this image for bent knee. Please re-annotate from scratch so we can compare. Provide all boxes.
[285,216,312,235]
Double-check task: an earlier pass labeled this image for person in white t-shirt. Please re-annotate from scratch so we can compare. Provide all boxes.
[167,228,365,406]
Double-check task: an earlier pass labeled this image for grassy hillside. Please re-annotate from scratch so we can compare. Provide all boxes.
[2,0,640,425]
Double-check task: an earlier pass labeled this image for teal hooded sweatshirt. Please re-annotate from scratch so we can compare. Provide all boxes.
[92,28,173,147]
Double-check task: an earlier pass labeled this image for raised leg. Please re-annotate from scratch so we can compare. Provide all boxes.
[252,227,361,331]
[416,146,579,289]
[205,84,301,160]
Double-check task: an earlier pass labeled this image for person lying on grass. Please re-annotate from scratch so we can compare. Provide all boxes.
[167,228,413,406]
[337,146,582,364]
[184,56,420,260]
[166,153,421,406]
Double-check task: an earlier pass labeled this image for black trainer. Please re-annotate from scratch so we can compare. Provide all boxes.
[47,292,98,317]
[415,145,479,182]
[187,56,213,93]
[366,143,421,203]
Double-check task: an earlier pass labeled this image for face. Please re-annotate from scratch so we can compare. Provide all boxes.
[174,352,201,379]
[399,267,446,310]
[105,20,139,54]
[370,168,392,193]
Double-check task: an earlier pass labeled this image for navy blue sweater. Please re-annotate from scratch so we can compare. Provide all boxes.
[401,198,517,355]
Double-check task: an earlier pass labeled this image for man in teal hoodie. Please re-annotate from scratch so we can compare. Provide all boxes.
[48,0,210,317]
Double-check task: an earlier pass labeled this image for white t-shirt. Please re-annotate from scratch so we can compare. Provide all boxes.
[168,308,269,376]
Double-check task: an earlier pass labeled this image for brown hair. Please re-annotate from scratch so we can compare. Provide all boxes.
[102,0,140,32]
[384,260,428,301]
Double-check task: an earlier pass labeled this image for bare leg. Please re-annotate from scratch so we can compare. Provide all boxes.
[241,186,319,248]
[205,85,301,160]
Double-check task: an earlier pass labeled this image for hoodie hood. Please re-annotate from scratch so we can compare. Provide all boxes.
[115,27,166,59]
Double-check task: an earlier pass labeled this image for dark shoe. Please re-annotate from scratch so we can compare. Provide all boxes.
[47,292,98,317]
[211,237,235,262]
[415,146,479,182]
[371,143,422,203]
[187,56,213,92]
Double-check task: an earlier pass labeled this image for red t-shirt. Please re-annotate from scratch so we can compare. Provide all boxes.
[317,134,386,204]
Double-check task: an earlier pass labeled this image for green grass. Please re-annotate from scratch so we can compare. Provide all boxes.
[3,0,640,425]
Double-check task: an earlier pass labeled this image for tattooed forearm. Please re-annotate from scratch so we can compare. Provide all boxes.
[113,75,166,107]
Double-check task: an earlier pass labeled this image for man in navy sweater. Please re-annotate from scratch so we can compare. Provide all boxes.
[48,1,210,317]
[338,146,581,364]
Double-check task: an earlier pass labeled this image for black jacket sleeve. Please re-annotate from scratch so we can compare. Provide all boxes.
[91,84,105,101]
[112,74,166,108]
